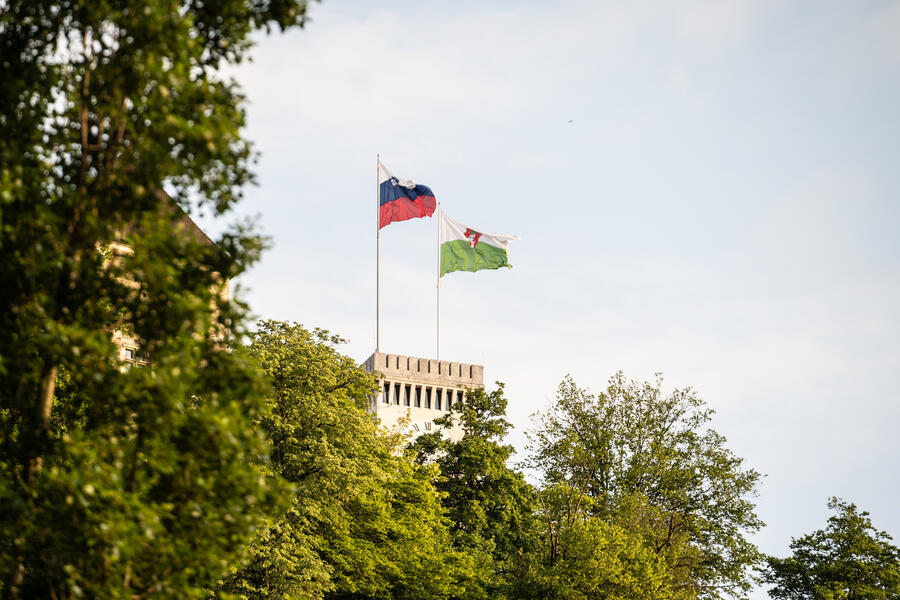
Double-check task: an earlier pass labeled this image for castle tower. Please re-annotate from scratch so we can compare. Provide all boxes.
[362,352,483,442]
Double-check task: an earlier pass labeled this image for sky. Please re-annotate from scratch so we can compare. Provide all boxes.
[195,1,900,596]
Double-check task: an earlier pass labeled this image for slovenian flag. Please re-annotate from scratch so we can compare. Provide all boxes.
[378,161,437,229]
[440,212,519,277]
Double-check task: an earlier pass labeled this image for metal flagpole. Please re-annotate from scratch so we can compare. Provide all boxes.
[436,203,441,362]
[376,154,381,352]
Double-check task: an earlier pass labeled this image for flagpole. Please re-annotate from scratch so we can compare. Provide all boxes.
[436,203,441,362]
[376,154,381,353]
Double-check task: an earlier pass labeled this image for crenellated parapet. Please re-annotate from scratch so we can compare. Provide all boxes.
[363,352,483,387]
[362,351,484,442]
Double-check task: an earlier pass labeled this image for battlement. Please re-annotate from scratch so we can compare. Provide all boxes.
[363,351,483,387]
[362,351,483,442]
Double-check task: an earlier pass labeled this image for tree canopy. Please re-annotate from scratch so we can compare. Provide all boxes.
[764,498,900,600]
[222,321,491,600]
[526,373,764,599]
[411,384,538,598]
[0,1,312,597]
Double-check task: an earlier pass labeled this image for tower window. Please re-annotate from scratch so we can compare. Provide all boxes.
[413,385,420,408]
[426,387,434,410]
[393,384,400,405]
[123,347,149,368]
[457,390,463,407]
[404,385,411,407]
[383,382,390,404]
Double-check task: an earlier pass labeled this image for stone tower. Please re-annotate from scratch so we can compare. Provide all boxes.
[362,351,483,442]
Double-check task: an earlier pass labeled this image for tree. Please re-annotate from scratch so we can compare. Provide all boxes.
[412,383,677,600]
[513,477,686,600]
[222,321,490,600]
[526,373,764,599]
[764,498,900,600]
[536,487,674,600]
[411,384,538,598]
[0,1,312,597]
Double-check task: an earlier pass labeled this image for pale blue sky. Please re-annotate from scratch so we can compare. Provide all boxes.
[198,1,900,596]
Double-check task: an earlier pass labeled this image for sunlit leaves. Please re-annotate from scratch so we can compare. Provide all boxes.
[222,321,490,600]
[526,373,764,599]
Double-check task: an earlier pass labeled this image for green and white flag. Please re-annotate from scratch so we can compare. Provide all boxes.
[440,212,519,277]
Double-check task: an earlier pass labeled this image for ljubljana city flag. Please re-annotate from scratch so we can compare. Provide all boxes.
[378,161,436,229]
[440,212,519,277]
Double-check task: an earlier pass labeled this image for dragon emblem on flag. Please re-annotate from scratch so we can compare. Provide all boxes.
[464,228,482,248]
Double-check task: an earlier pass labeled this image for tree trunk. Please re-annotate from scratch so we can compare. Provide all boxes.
[5,365,58,599]
[26,365,57,485]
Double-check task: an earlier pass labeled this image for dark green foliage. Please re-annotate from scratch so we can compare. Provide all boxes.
[412,384,536,555]
[411,384,538,598]
[0,1,312,597]
[526,373,764,599]
[764,498,900,600]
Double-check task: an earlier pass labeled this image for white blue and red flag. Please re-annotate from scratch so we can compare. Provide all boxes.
[378,161,436,229]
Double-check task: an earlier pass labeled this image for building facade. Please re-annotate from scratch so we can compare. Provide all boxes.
[110,205,226,368]
[362,351,484,442]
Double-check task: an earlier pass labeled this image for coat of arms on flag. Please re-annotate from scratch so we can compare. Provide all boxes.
[440,213,518,277]
[378,161,436,229]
